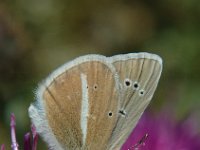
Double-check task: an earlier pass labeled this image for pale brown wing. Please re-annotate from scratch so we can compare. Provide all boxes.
[107,53,162,149]
[29,55,120,150]
[29,53,162,150]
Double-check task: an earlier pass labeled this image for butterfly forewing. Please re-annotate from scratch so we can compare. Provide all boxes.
[30,57,120,150]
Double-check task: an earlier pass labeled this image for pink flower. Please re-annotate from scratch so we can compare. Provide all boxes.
[122,112,200,150]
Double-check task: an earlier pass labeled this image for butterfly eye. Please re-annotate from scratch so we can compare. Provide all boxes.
[139,89,145,96]
[133,81,140,90]
[124,78,132,87]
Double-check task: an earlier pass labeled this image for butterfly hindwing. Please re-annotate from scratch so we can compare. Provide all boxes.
[107,53,162,149]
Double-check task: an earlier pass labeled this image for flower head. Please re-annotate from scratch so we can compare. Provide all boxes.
[122,112,200,150]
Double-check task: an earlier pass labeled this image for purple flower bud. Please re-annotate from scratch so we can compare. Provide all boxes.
[24,132,31,150]
[0,144,5,150]
[31,125,38,150]
[10,113,19,150]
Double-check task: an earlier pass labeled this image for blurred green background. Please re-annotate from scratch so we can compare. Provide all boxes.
[0,0,200,149]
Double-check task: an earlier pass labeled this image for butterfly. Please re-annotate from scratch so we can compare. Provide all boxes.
[29,52,162,150]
